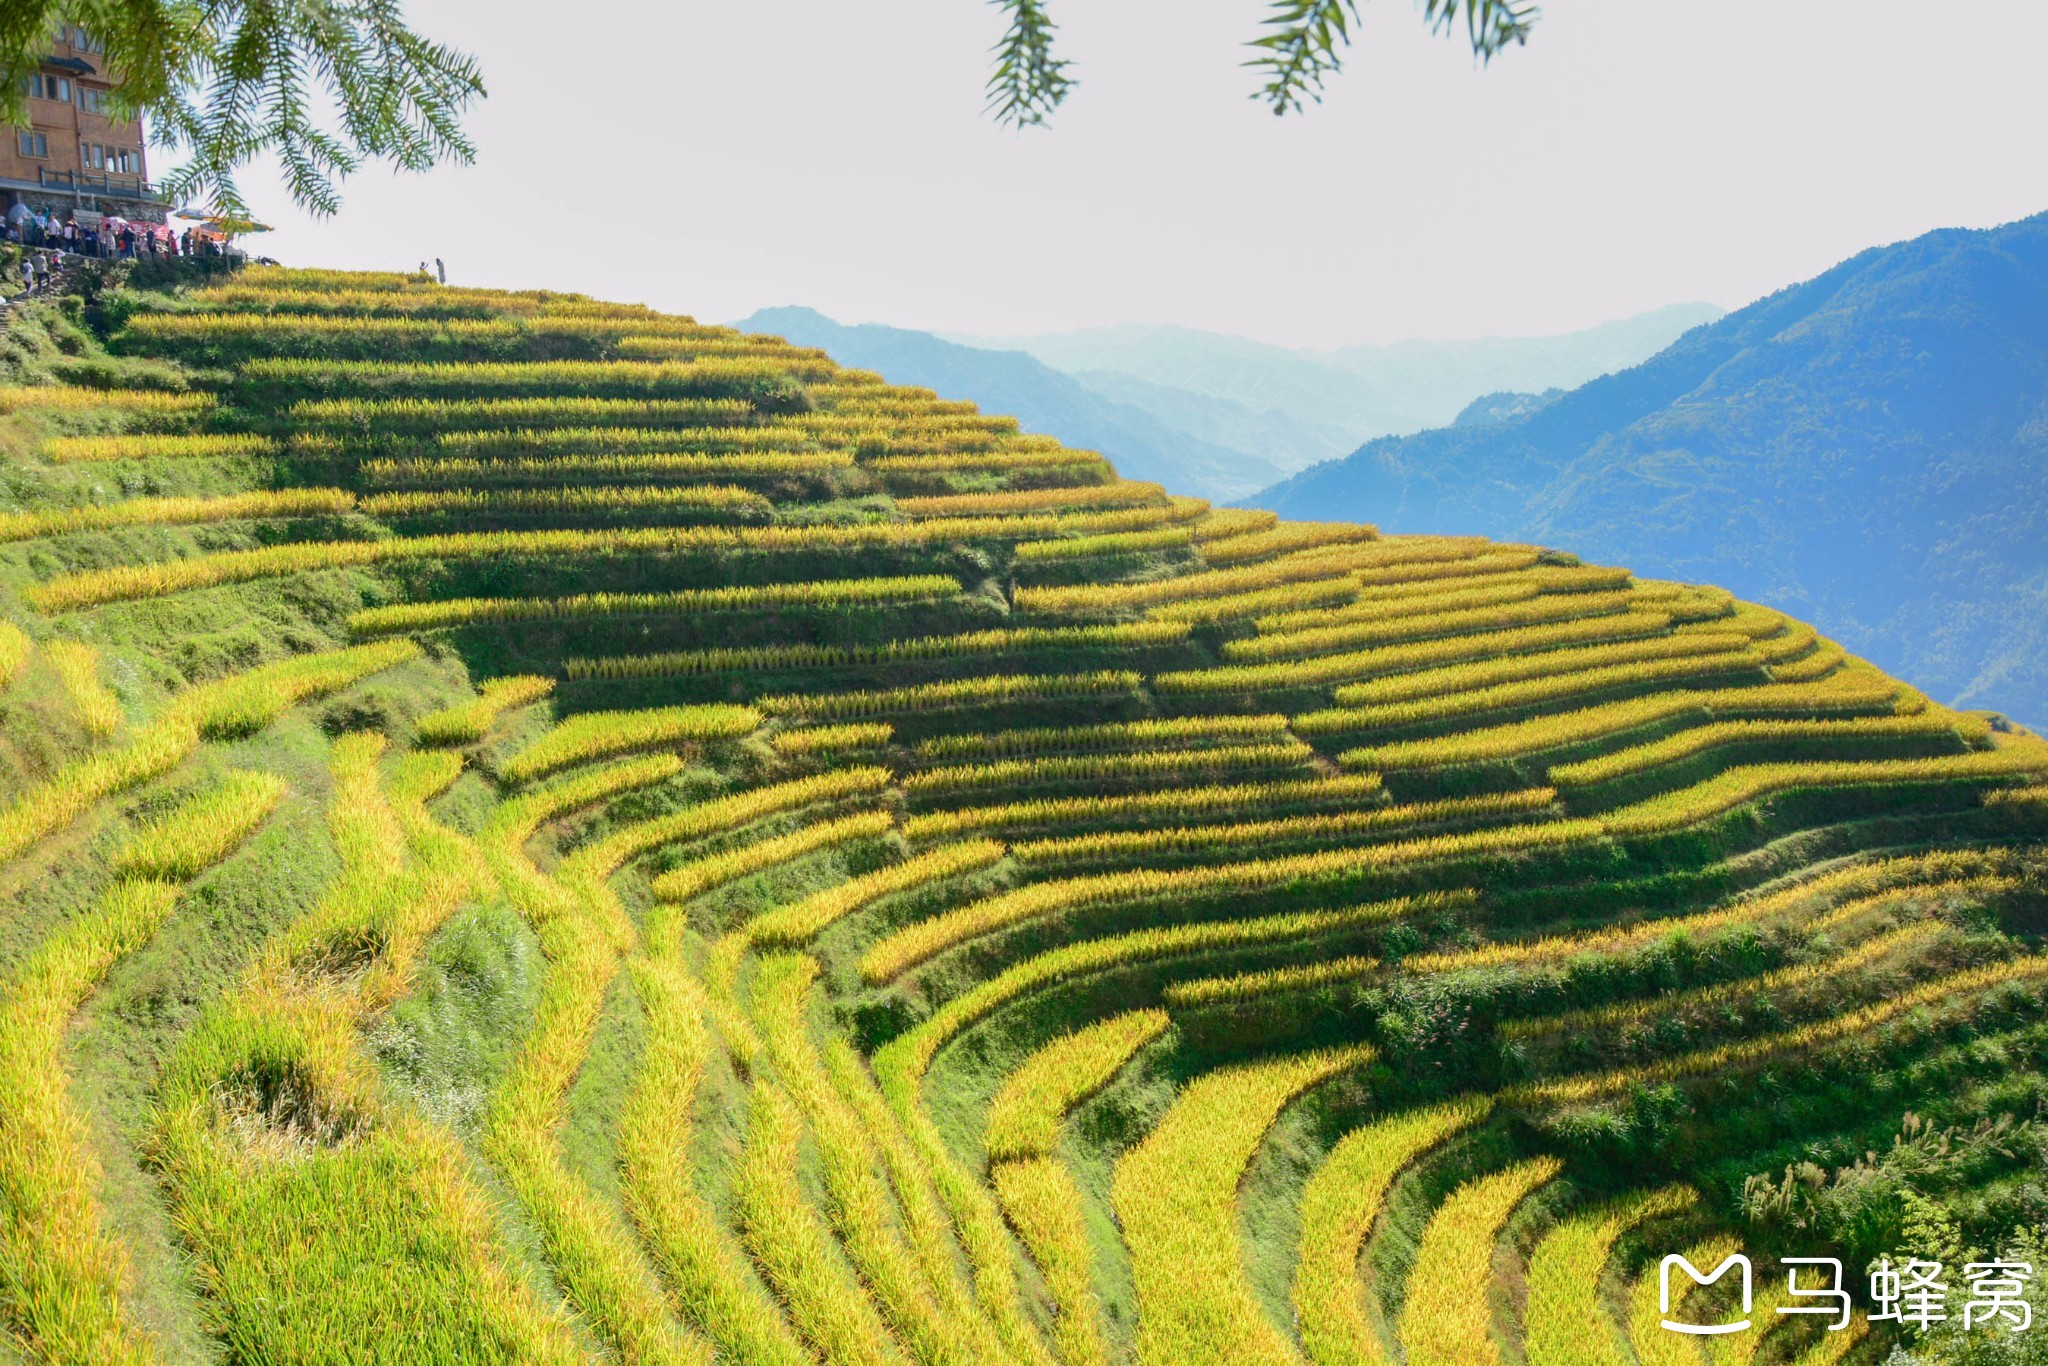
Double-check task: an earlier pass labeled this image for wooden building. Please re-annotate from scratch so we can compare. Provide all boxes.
[3,23,163,224]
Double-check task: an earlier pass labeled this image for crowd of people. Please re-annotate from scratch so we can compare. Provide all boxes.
[6,206,234,258]
[4,205,239,300]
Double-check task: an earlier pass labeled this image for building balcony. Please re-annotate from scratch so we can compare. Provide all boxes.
[1,166,165,204]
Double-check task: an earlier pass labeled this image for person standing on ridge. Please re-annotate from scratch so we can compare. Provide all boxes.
[435,257,445,283]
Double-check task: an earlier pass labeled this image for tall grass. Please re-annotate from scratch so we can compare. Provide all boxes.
[901,773,1386,840]
[415,675,555,746]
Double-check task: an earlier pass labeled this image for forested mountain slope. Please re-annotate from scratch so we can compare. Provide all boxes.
[0,262,2042,1365]
[1254,213,2048,727]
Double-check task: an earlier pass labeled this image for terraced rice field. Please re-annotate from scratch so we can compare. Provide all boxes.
[0,264,2041,1364]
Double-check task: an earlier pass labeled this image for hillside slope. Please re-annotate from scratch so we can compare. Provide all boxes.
[1253,213,2048,726]
[736,306,1287,501]
[0,264,2042,1365]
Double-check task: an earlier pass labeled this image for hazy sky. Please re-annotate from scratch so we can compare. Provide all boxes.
[225,0,2048,349]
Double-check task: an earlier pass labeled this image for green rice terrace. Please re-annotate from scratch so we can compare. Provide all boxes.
[2,261,2046,1365]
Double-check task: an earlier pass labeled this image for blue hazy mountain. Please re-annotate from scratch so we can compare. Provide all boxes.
[952,304,1724,458]
[1252,213,2048,725]
[735,307,1287,502]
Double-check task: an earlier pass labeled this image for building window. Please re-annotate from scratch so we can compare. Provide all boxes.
[25,73,72,102]
[116,149,139,174]
[16,131,49,159]
[81,141,106,169]
[78,86,108,115]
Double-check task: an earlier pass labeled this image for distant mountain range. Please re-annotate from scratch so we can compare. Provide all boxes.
[739,304,1720,503]
[734,307,1288,501]
[1253,212,2048,727]
[951,304,1724,463]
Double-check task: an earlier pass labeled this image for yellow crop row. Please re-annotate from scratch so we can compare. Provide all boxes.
[900,773,1386,840]
[745,955,1007,1365]
[873,893,1463,1101]
[1012,526,1191,561]
[614,958,815,1366]
[185,284,550,315]
[125,312,538,340]
[0,640,418,863]
[433,423,818,454]
[1199,521,1381,565]
[288,394,755,428]
[730,1082,905,1366]
[0,482,766,544]
[32,503,1213,612]
[0,622,29,688]
[1522,1186,1699,1366]
[1014,788,1559,869]
[1600,746,2048,837]
[1408,850,2017,975]
[1502,917,1953,1044]
[1016,537,1476,616]
[367,483,772,518]
[0,488,351,542]
[1353,548,1548,592]
[759,670,1141,720]
[991,1158,1109,1366]
[44,640,123,738]
[567,768,892,885]
[611,335,833,362]
[1293,1098,1494,1366]
[40,433,273,464]
[771,722,896,757]
[905,741,1314,799]
[25,527,873,612]
[497,703,759,784]
[566,620,1187,682]
[896,480,1165,519]
[0,763,288,1358]
[349,574,960,635]
[1399,1157,1565,1366]
[1115,1044,1378,1366]
[1770,643,1850,683]
[1507,953,2048,1107]
[1252,568,1612,635]
[1337,679,1916,772]
[1298,639,1765,732]
[1549,712,1979,787]
[860,839,1479,985]
[983,1010,1170,1162]
[116,769,288,883]
[745,839,1005,948]
[361,450,847,485]
[870,451,1105,475]
[415,674,555,746]
[649,810,894,904]
[0,385,213,415]
[1163,954,1380,1009]
[241,355,834,390]
[916,712,1291,761]
[1190,508,1279,541]
[1228,589,1642,663]
[1158,610,1676,697]
[1148,576,1364,625]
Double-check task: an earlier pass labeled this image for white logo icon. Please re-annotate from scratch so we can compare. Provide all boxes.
[1661,1253,1752,1335]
